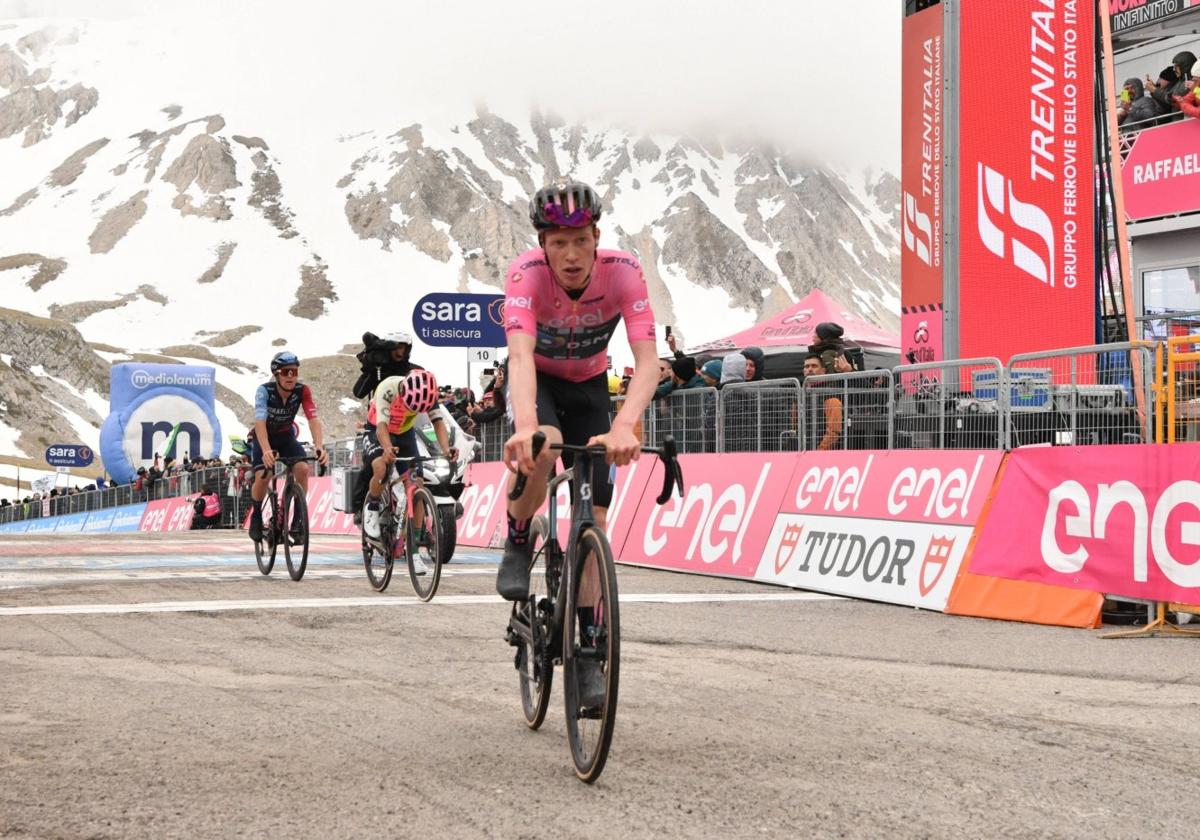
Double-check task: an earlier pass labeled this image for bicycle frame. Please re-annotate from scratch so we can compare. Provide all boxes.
[363,457,428,549]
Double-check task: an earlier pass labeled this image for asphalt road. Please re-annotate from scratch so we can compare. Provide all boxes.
[1,532,1197,839]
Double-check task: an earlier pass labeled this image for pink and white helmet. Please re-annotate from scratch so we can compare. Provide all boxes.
[400,369,438,414]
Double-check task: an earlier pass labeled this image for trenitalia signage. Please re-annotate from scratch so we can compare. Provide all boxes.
[957,0,1095,360]
[900,4,945,365]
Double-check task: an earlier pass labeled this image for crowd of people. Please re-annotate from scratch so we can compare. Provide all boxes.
[1118,50,1200,129]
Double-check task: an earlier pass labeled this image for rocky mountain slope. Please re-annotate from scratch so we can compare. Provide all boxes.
[0,19,899,487]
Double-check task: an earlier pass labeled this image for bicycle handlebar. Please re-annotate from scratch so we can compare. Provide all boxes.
[507,431,685,504]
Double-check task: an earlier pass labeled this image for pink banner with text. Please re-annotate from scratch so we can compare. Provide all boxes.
[969,444,1200,604]
[618,453,800,580]
[140,496,197,532]
[1122,118,1200,221]
[459,459,655,552]
[755,450,1003,610]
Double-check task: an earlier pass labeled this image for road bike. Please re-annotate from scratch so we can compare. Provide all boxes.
[505,432,683,783]
[253,455,317,581]
[361,456,442,600]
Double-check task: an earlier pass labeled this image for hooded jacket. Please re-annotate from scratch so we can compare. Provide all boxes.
[1153,52,1197,111]
[740,346,766,382]
[720,353,747,385]
[1122,77,1164,127]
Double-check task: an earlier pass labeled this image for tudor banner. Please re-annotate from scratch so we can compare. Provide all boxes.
[958,0,1094,361]
[756,450,1003,610]
[901,3,944,365]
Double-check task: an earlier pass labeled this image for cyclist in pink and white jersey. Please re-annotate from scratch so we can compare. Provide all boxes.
[498,180,661,602]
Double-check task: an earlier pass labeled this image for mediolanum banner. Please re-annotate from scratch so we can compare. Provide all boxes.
[957,0,1095,360]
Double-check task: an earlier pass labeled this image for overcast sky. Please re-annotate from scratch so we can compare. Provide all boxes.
[0,0,901,171]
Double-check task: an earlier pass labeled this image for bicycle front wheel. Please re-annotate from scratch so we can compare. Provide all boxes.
[363,503,396,592]
[562,525,620,784]
[519,515,554,730]
[282,482,309,581]
[407,487,442,602]
[255,492,278,575]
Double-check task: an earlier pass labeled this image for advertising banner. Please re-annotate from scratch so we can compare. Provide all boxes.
[901,3,945,365]
[412,293,506,348]
[1121,119,1200,221]
[756,450,1003,610]
[52,511,91,533]
[139,497,197,532]
[25,516,58,534]
[958,0,1095,360]
[82,508,117,533]
[99,364,223,486]
[45,444,95,468]
[618,453,799,579]
[304,477,358,535]
[109,503,149,532]
[1110,0,1196,34]
[0,519,30,534]
[968,444,1200,604]
[458,459,654,551]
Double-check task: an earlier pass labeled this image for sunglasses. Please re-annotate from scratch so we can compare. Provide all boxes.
[277,367,299,377]
[542,203,595,228]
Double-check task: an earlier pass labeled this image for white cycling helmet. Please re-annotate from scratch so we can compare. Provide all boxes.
[382,330,413,345]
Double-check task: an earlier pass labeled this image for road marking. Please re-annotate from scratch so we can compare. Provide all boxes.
[0,566,497,589]
[0,591,838,617]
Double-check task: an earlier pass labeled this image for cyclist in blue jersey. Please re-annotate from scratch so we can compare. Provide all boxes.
[248,351,328,541]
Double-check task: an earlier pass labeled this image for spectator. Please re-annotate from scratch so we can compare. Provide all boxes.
[1176,60,1200,119]
[741,346,766,381]
[471,363,507,426]
[718,353,755,450]
[1119,77,1165,128]
[1153,51,1197,112]
[720,353,747,386]
[95,475,107,490]
[190,485,222,529]
[699,358,723,388]
[803,352,844,451]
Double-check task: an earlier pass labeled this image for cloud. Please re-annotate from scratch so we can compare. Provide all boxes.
[3,0,899,169]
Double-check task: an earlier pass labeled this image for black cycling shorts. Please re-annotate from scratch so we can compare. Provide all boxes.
[363,427,419,466]
[250,431,307,471]
[509,371,614,508]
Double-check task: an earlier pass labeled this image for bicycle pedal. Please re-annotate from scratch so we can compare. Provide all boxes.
[577,706,603,720]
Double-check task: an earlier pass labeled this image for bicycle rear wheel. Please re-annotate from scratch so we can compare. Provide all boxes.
[407,487,442,602]
[254,492,278,575]
[562,525,620,784]
[518,516,554,730]
[282,482,309,581]
[363,502,396,592]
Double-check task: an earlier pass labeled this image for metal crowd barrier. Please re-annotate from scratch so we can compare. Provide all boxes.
[0,463,256,527]
[801,370,894,451]
[893,357,1009,449]
[1006,343,1155,447]
[1,341,1176,528]
[719,381,799,452]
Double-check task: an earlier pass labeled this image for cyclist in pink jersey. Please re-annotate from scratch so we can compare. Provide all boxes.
[498,180,661,604]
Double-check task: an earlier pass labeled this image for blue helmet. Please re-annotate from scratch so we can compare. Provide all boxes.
[270,351,299,372]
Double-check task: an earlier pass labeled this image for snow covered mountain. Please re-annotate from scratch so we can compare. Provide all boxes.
[0,18,899,487]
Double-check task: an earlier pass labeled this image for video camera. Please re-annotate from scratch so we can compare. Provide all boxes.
[359,332,397,369]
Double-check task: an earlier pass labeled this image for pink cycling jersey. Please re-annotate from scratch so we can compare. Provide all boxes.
[503,248,657,383]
